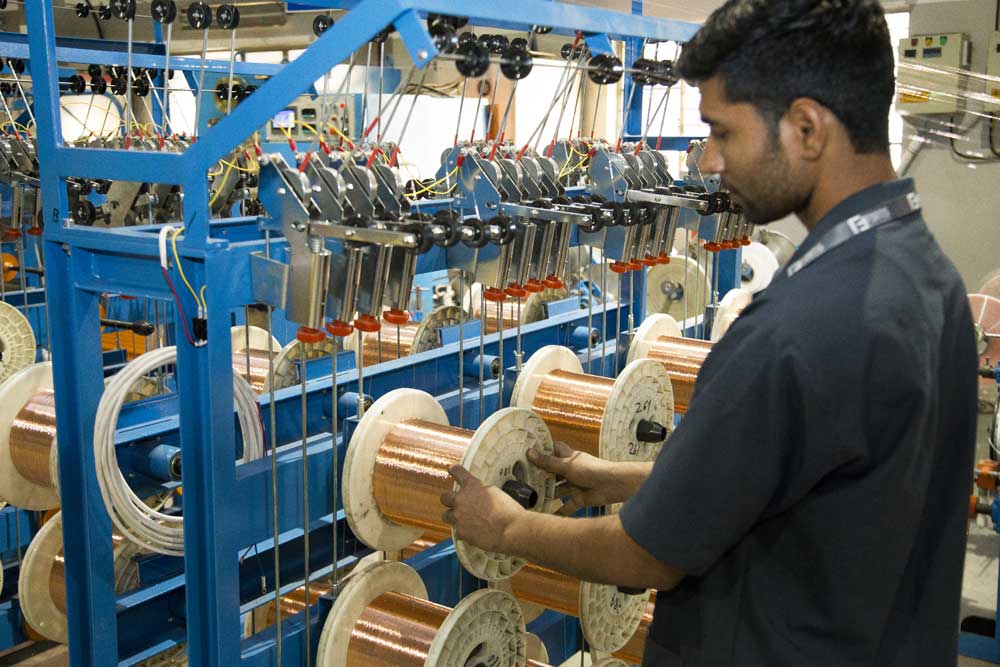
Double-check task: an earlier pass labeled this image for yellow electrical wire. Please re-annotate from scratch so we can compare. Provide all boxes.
[169,227,206,311]
[558,156,589,179]
[404,166,459,197]
[198,285,207,309]
[325,123,354,147]
[208,161,235,207]
[219,159,256,173]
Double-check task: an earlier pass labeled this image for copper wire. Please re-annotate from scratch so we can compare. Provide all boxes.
[474,298,523,334]
[509,563,582,618]
[231,349,276,394]
[358,320,422,367]
[644,336,712,413]
[373,421,474,541]
[401,534,441,560]
[49,534,126,616]
[526,661,552,667]
[255,581,332,629]
[613,593,655,664]
[9,389,57,487]
[531,370,615,457]
[347,591,451,667]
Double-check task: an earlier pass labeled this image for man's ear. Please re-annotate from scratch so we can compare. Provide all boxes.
[782,98,831,162]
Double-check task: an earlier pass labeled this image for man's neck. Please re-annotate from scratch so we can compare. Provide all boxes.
[797,153,898,231]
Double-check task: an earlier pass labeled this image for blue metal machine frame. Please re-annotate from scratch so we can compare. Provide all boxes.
[15,2,740,664]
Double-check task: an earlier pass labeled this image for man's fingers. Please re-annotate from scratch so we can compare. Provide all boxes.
[449,465,474,485]
[527,446,566,475]
[442,509,455,525]
[551,441,578,458]
[440,490,456,507]
[557,498,582,517]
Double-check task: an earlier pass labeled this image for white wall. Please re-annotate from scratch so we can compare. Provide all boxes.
[905,0,1000,292]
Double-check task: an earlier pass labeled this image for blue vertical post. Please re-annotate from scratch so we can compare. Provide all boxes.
[174,176,241,664]
[623,0,645,138]
[24,3,119,666]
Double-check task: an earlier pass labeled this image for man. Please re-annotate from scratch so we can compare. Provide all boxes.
[442,1,978,665]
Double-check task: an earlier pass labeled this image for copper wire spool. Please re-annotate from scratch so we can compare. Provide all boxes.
[495,561,650,653]
[612,593,655,664]
[628,314,711,414]
[643,337,711,413]
[531,370,614,458]
[9,389,57,488]
[357,321,422,366]
[476,299,525,334]
[970,293,1000,370]
[511,346,674,463]
[231,349,277,394]
[316,560,527,667]
[344,389,556,581]
[250,581,332,631]
[373,421,473,542]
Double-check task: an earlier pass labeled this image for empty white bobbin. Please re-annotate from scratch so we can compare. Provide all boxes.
[0,300,36,385]
[627,314,682,365]
[710,287,753,343]
[645,256,710,324]
[511,345,674,464]
[741,241,779,294]
[230,325,281,354]
[316,560,526,667]
[19,512,143,644]
[525,632,549,663]
[344,388,557,581]
[0,362,59,510]
[343,305,465,355]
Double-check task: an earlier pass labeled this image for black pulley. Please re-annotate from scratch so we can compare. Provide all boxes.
[533,25,552,34]
[371,27,393,43]
[510,37,528,52]
[631,58,657,86]
[95,180,112,195]
[72,200,97,226]
[109,0,135,20]
[96,5,112,21]
[427,13,468,30]
[461,217,488,249]
[107,64,124,79]
[403,223,434,254]
[87,64,103,79]
[458,31,477,47]
[75,3,91,18]
[433,210,462,247]
[488,34,509,55]
[487,216,517,245]
[216,4,240,30]
[404,179,422,199]
[110,77,127,96]
[500,46,532,80]
[429,23,458,55]
[133,77,150,97]
[455,41,490,78]
[67,75,87,95]
[587,54,623,85]
[0,83,10,96]
[145,68,159,79]
[654,60,678,87]
[560,43,584,60]
[313,14,334,36]
[150,0,177,24]
[7,58,23,75]
[90,78,107,95]
[186,2,212,29]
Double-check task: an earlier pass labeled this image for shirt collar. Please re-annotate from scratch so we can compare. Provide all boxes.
[780,177,916,271]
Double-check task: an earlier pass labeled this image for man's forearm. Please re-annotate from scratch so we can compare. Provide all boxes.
[500,510,684,591]
[610,461,655,502]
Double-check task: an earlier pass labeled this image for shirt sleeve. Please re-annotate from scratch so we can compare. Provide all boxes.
[619,316,858,577]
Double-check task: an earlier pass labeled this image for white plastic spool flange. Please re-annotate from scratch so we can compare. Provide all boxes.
[741,241,779,294]
[230,325,281,354]
[577,582,650,654]
[0,362,59,509]
[0,300,36,385]
[710,287,752,342]
[268,336,334,392]
[626,314,681,365]
[316,560,526,667]
[645,257,709,323]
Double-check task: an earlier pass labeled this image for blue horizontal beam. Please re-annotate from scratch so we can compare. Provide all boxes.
[0,32,281,77]
[624,135,707,152]
[53,147,185,183]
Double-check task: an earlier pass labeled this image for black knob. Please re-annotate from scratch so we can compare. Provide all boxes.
[7,58,24,75]
[461,217,488,249]
[458,31,477,47]
[0,82,11,96]
[75,2,91,18]
[216,4,240,30]
[133,77,150,97]
[429,22,458,55]
[636,419,668,443]
[96,5,112,20]
[488,34,509,55]
[150,0,177,24]
[187,2,212,30]
[87,63,102,79]
[617,586,645,595]
[534,25,552,34]
[371,27,392,44]
[631,58,657,87]
[110,77,127,96]
[90,77,107,95]
[502,479,539,510]
[313,14,334,37]
[72,200,97,226]
[510,37,528,52]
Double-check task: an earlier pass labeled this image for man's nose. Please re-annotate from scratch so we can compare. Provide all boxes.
[699,139,724,176]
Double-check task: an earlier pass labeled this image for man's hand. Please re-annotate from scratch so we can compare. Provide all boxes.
[527,441,645,515]
[441,465,525,552]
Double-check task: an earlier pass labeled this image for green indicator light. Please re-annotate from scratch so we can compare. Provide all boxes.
[941,36,948,45]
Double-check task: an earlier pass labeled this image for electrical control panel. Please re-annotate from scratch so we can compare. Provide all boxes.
[987,31,1000,111]
[896,33,970,115]
[265,93,360,144]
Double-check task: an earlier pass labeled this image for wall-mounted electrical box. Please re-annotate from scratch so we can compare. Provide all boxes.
[896,33,971,115]
[265,93,360,144]
[986,31,1000,111]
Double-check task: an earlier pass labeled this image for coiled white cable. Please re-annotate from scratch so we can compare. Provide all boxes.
[95,345,264,556]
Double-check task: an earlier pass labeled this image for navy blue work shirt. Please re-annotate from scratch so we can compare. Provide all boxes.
[620,179,978,666]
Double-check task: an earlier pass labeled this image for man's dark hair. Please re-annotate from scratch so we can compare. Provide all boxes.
[676,0,895,154]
